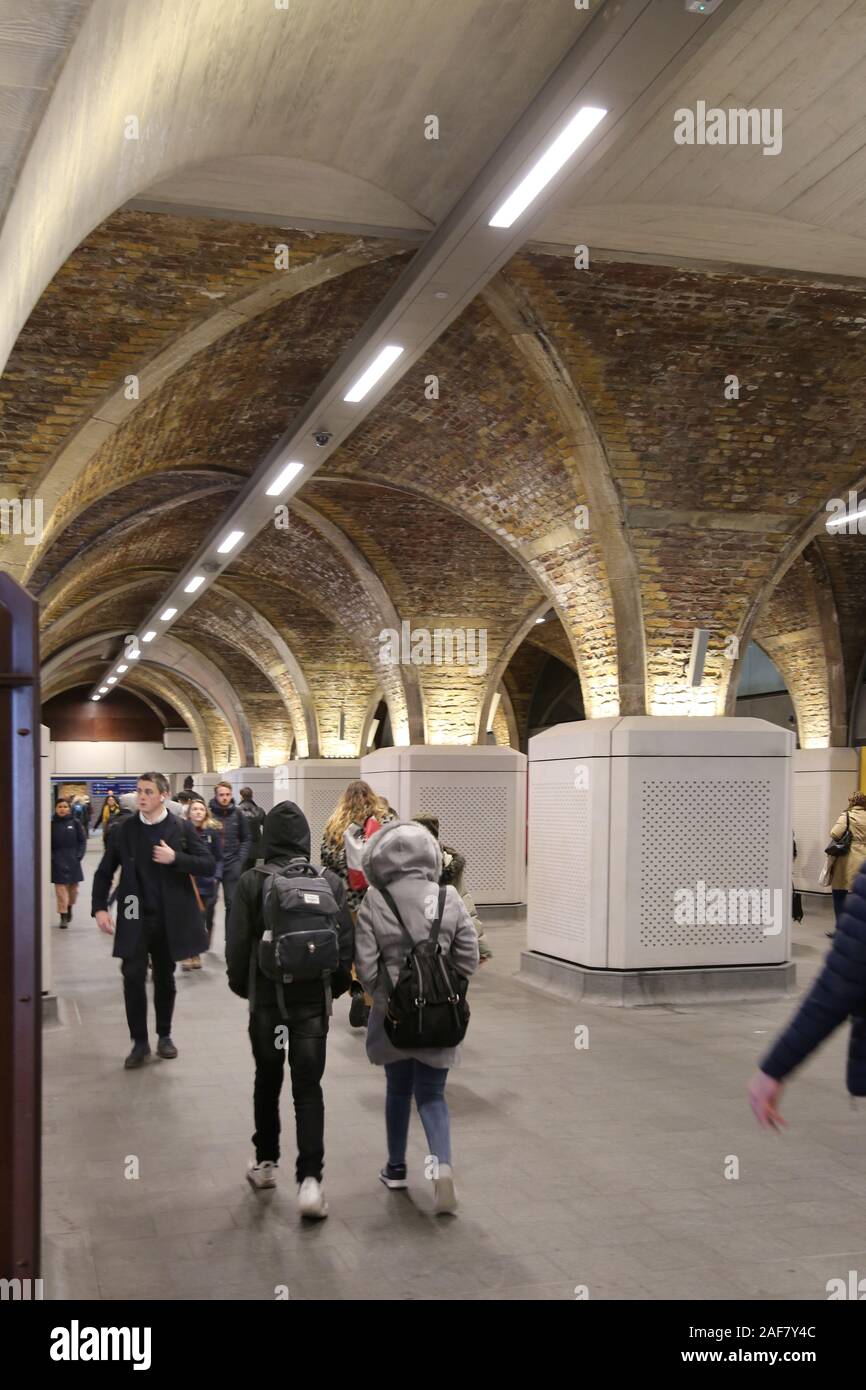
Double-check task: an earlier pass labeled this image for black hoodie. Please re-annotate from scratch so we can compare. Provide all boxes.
[225,800,354,1009]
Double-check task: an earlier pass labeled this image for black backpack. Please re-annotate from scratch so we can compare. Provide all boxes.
[253,860,341,1017]
[379,884,470,1049]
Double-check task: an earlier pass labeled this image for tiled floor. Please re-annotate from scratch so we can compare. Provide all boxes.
[43,848,866,1301]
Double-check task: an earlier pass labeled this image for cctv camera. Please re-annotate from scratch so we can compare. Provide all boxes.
[313,430,332,447]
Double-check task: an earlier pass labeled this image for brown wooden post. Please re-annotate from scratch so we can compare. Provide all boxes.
[0,574,41,1281]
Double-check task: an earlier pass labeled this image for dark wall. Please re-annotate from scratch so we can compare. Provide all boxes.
[41,685,186,742]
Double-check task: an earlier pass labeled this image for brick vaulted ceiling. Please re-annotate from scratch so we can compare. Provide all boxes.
[9,200,866,764]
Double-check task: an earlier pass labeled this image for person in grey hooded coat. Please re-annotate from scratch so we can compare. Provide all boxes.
[354,820,479,1213]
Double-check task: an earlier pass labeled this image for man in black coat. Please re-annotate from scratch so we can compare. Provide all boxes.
[237,785,266,872]
[209,781,250,924]
[226,801,353,1219]
[92,771,215,1069]
[749,864,866,1127]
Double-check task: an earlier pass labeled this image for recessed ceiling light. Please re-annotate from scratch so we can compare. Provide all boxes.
[344,345,404,402]
[217,530,245,554]
[98,686,109,694]
[117,664,128,673]
[107,677,117,684]
[160,607,177,621]
[142,631,157,642]
[91,695,100,701]
[489,105,607,228]
[265,461,304,497]
[184,576,206,593]
[536,617,546,624]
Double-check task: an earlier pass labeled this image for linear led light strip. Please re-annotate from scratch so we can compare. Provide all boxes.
[89,106,607,701]
[90,463,306,698]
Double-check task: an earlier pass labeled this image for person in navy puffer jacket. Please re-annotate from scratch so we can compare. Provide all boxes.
[749,865,866,1128]
[51,797,87,927]
[209,782,249,924]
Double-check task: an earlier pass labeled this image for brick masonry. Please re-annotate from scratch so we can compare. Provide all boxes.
[10,209,866,757]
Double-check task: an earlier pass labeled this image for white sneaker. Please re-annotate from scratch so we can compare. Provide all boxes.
[433,1163,457,1214]
[246,1160,278,1190]
[297,1176,329,1219]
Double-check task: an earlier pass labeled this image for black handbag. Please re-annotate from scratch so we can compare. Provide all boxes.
[825,811,852,858]
[379,884,470,1049]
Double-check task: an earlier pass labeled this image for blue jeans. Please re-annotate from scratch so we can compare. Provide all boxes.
[384,1060,451,1167]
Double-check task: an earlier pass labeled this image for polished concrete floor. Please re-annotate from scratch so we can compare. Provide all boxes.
[42,843,866,1301]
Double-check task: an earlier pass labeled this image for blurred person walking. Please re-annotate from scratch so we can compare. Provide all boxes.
[92,772,214,1069]
[92,790,123,842]
[209,781,250,924]
[413,813,492,962]
[226,801,354,1218]
[238,785,266,871]
[180,797,223,971]
[320,780,397,1028]
[51,797,86,927]
[354,821,479,1213]
[824,791,866,933]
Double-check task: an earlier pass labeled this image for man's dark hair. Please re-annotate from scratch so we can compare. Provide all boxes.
[177,791,191,804]
[139,771,170,795]
[240,786,253,801]
[183,775,195,790]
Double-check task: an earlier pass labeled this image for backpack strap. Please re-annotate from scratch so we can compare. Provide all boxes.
[379,884,447,948]
[428,885,447,948]
[379,886,414,949]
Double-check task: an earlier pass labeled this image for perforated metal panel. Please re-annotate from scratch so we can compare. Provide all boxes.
[528,781,590,948]
[416,784,508,898]
[792,776,827,893]
[308,785,342,864]
[638,776,772,951]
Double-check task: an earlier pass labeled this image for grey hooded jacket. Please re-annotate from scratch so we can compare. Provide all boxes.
[355,821,480,1068]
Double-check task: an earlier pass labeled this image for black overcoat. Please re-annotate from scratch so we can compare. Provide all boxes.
[91,809,214,961]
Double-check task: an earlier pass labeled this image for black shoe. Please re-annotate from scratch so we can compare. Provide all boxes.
[379,1163,408,1190]
[59,912,69,929]
[349,992,370,1028]
[124,1042,151,1069]
[157,1036,178,1059]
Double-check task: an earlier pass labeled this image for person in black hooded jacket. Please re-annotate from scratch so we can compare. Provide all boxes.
[226,800,353,1219]
[749,863,866,1129]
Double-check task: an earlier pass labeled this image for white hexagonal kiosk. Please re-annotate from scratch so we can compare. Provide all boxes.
[522,717,796,1004]
[360,744,526,905]
[271,759,360,862]
[220,766,278,812]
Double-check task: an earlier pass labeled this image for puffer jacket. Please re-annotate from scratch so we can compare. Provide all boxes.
[238,798,266,866]
[51,813,86,883]
[209,796,250,870]
[761,862,866,1094]
[828,805,866,892]
[354,821,479,1069]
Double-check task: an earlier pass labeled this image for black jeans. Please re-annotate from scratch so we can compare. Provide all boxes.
[121,914,176,1044]
[248,1002,328,1181]
[203,894,216,948]
[222,863,242,924]
[833,888,848,922]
